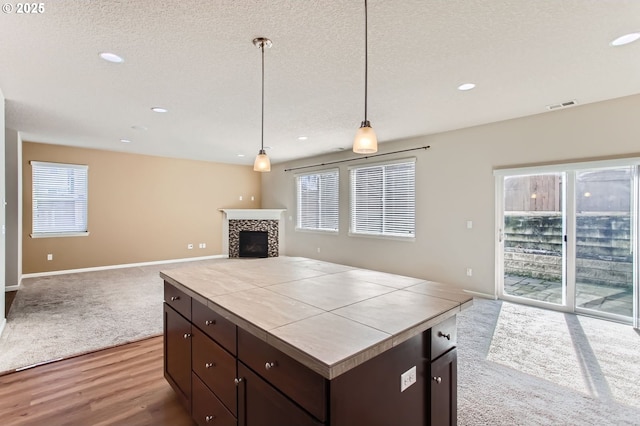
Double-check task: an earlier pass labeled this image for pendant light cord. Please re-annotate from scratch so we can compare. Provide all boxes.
[261,43,265,151]
[364,0,368,123]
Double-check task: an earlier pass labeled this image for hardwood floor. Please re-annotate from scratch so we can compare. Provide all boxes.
[0,336,195,426]
[5,291,17,317]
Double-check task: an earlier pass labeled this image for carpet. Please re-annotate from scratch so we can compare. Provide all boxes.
[457,299,640,425]
[0,263,187,373]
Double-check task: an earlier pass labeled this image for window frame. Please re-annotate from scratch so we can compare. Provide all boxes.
[295,168,340,234]
[349,157,416,240]
[30,160,90,238]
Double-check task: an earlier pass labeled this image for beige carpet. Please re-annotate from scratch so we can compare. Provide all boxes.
[0,262,196,373]
[457,299,640,425]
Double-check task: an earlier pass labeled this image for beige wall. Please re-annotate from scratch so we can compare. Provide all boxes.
[261,94,640,296]
[23,143,262,273]
[1,89,6,325]
[5,128,21,288]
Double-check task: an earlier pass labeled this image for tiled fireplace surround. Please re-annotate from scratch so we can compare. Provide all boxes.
[221,209,286,258]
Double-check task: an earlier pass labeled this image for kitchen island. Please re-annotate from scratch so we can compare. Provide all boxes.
[161,256,473,426]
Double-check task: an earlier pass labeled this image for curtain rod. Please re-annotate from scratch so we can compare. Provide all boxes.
[284,146,430,172]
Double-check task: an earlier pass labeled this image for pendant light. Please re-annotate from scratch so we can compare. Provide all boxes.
[253,37,272,172]
[353,0,378,154]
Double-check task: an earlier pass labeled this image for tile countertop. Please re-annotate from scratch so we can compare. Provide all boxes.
[160,256,473,380]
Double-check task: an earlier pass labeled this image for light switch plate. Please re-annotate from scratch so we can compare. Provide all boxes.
[400,366,417,392]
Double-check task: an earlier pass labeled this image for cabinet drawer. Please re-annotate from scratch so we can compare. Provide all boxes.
[192,298,237,355]
[238,329,327,422]
[192,373,237,426]
[164,281,191,319]
[429,315,457,360]
[192,327,237,416]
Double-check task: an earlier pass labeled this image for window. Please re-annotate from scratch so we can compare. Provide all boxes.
[350,159,415,238]
[296,169,339,232]
[31,161,89,237]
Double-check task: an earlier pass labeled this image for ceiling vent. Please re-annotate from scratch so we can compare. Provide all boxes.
[546,100,578,111]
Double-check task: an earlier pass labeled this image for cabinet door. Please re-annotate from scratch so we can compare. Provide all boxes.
[430,348,457,426]
[164,303,192,411]
[237,363,323,426]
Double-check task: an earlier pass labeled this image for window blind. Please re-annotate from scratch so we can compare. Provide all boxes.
[296,169,339,232]
[350,159,415,238]
[31,161,89,236]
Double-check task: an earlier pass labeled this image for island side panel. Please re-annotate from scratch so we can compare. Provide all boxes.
[329,331,428,426]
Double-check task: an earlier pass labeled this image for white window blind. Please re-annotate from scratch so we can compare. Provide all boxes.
[31,161,89,237]
[350,159,415,238]
[296,169,339,232]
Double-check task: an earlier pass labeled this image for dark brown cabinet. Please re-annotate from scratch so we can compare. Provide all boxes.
[192,326,237,416]
[164,280,460,426]
[430,349,457,426]
[192,372,237,426]
[164,303,192,413]
[237,363,323,426]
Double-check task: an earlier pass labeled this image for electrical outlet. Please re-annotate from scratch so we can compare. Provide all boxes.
[466,268,473,277]
[317,247,321,253]
[400,366,417,392]
[188,244,194,250]
[47,253,53,261]
[239,195,243,201]
[202,243,206,248]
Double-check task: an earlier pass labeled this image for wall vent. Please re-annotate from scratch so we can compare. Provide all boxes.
[546,100,578,111]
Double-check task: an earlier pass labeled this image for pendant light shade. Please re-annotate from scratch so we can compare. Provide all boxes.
[253,149,271,172]
[353,0,378,154]
[353,120,378,154]
[253,37,272,172]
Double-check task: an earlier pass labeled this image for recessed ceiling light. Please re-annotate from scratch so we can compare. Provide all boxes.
[131,125,148,131]
[610,32,640,46]
[99,52,124,63]
[151,107,168,113]
[457,83,476,91]
[237,154,245,157]
[120,138,131,143]
[298,136,308,141]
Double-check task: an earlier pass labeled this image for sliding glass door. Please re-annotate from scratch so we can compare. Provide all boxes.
[497,162,638,324]
[501,173,566,306]
[575,167,634,319]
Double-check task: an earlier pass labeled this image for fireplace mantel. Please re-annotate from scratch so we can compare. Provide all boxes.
[220,209,287,257]
[220,209,286,220]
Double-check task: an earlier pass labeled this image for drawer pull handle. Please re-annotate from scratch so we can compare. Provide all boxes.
[170,296,180,301]
[205,362,215,369]
[205,320,216,326]
[433,376,442,384]
[234,377,243,386]
[205,415,215,422]
[438,331,451,340]
[265,361,277,370]
[183,333,191,339]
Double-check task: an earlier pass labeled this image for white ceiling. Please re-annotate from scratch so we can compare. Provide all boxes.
[1,0,639,166]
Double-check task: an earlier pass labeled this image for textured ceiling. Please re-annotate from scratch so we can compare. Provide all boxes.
[1,0,639,165]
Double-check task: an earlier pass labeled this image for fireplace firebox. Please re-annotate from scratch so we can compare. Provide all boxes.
[239,231,269,258]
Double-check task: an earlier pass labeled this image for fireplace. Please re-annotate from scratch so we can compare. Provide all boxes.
[220,209,286,258]
[239,231,268,258]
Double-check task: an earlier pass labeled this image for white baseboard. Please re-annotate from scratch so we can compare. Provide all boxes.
[463,289,498,300]
[5,285,20,292]
[21,255,227,279]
